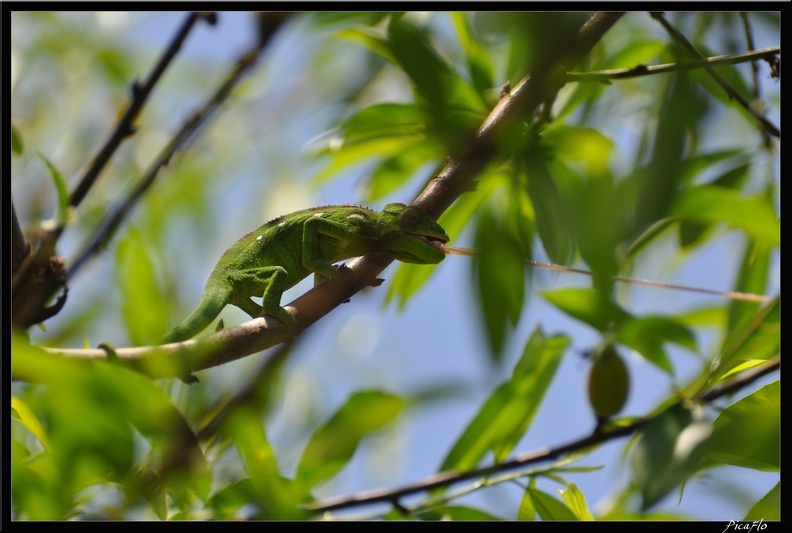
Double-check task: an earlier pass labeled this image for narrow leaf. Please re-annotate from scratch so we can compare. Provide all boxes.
[296,390,403,488]
[439,329,568,471]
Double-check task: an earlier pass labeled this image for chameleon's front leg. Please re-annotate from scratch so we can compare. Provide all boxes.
[301,217,367,278]
[226,266,297,327]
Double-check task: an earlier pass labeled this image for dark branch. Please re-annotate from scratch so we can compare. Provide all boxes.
[651,12,779,139]
[67,13,291,280]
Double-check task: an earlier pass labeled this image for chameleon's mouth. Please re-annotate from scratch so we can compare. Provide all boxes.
[407,232,449,245]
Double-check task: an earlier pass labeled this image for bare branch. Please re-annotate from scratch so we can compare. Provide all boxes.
[11,12,215,328]
[567,46,780,83]
[651,12,779,139]
[69,12,215,210]
[67,13,292,279]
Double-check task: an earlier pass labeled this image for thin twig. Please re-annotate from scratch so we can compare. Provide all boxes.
[650,12,779,139]
[440,245,773,303]
[566,46,780,83]
[67,13,291,279]
[307,358,779,514]
[69,12,215,210]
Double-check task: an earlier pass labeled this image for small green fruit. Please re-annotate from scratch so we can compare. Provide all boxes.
[587,347,629,420]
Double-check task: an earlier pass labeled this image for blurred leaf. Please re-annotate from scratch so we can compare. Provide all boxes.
[315,103,428,183]
[296,390,403,489]
[385,17,484,149]
[542,288,629,333]
[12,334,210,514]
[451,12,494,101]
[334,25,396,64]
[615,316,696,373]
[631,404,712,510]
[116,229,169,345]
[744,482,780,521]
[634,73,705,236]
[228,408,307,519]
[703,380,779,472]
[11,396,51,449]
[473,205,528,359]
[439,328,568,472]
[727,237,772,333]
[95,48,134,86]
[37,152,70,227]
[669,186,779,246]
[417,505,502,521]
[558,483,595,520]
[12,123,24,154]
[521,147,574,266]
[363,141,439,201]
[711,298,779,382]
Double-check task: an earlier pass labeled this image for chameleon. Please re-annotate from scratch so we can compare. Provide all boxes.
[162,203,449,343]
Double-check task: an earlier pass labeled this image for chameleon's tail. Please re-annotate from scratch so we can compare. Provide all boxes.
[161,291,227,344]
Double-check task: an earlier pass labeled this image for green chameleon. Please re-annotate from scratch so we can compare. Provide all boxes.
[162,202,449,343]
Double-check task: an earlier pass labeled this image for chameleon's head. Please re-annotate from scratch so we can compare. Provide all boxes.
[379,202,449,264]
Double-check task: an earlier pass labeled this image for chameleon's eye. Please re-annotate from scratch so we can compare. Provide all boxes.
[398,207,422,227]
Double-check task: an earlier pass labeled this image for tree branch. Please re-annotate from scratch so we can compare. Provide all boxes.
[68,12,292,279]
[566,46,780,83]
[650,12,779,139]
[307,358,779,515]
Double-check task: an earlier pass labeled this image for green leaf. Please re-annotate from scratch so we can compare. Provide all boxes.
[631,404,712,510]
[703,380,779,472]
[669,186,779,246]
[542,288,630,333]
[558,483,595,520]
[11,396,51,449]
[11,334,210,513]
[728,238,772,333]
[334,25,396,64]
[615,316,696,374]
[439,329,568,472]
[116,229,169,345]
[387,18,450,108]
[634,73,705,234]
[712,298,779,382]
[522,150,574,266]
[744,482,780,521]
[296,390,403,489]
[37,152,70,228]
[473,205,528,359]
[228,409,307,519]
[523,487,579,521]
[363,141,439,201]
[451,12,494,100]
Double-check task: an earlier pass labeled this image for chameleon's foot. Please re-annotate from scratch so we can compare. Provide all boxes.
[264,305,298,329]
